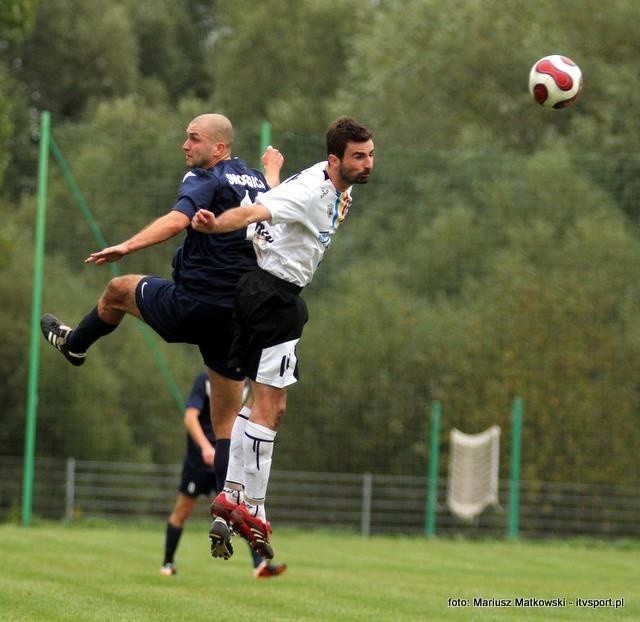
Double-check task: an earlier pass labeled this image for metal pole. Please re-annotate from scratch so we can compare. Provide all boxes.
[507,397,523,539]
[65,457,76,520]
[361,472,372,537]
[425,401,441,537]
[22,110,51,526]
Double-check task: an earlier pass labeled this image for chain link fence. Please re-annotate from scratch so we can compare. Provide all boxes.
[1,456,638,538]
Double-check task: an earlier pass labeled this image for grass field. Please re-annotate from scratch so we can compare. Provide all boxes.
[0,521,638,621]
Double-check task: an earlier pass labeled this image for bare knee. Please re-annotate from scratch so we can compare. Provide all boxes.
[99,275,143,319]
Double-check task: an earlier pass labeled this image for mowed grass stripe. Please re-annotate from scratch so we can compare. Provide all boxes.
[0,522,638,621]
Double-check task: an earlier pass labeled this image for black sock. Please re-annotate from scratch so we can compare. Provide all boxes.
[214,439,230,493]
[164,522,183,565]
[249,546,263,568]
[67,306,117,352]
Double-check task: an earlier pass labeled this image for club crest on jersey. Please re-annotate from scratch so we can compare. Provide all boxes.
[318,231,331,247]
[329,191,351,226]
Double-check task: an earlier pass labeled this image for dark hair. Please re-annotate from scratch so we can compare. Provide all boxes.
[326,117,373,158]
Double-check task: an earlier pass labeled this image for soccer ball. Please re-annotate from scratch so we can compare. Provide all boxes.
[528,55,583,109]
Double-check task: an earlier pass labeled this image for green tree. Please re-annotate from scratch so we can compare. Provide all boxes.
[0,0,37,190]
[206,0,367,134]
[336,0,640,152]
[126,0,216,104]
[11,0,138,119]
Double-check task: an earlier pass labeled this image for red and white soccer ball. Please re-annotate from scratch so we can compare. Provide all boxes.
[528,55,583,109]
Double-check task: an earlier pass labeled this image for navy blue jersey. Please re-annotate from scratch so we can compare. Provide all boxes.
[172,158,267,308]
[183,372,216,470]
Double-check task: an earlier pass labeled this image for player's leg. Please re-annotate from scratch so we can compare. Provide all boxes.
[206,371,245,560]
[207,368,245,492]
[237,295,303,527]
[225,403,288,576]
[243,380,286,513]
[161,492,197,576]
[204,363,245,560]
[249,545,288,579]
[221,381,288,560]
[228,381,285,558]
[209,394,251,560]
[220,399,252,504]
[215,269,307,558]
[197,303,247,492]
[199,304,246,550]
[40,274,144,365]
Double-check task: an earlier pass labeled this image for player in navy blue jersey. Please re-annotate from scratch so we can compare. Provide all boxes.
[161,371,287,579]
[40,114,283,503]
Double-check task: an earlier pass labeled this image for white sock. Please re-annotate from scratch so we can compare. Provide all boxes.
[243,421,276,510]
[244,499,267,521]
[223,406,251,503]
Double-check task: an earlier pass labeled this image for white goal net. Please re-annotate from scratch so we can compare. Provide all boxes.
[446,425,501,521]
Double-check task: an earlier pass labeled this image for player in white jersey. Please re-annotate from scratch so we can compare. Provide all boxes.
[191,117,374,559]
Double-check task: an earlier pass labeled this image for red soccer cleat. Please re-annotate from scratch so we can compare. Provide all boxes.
[254,560,287,579]
[230,502,274,560]
[210,491,239,522]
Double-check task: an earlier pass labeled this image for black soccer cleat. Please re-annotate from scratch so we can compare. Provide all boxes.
[209,517,234,560]
[40,313,87,366]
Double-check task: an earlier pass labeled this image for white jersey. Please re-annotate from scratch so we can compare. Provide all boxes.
[252,161,352,287]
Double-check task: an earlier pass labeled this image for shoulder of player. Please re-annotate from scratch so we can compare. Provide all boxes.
[180,168,216,188]
[276,161,329,193]
[181,162,266,189]
[300,160,329,180]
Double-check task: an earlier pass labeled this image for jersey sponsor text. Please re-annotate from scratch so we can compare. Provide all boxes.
[225,173,267,190]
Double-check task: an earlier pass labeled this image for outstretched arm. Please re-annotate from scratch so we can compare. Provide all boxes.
[261,145,284,189]
[85,210,190,265]
[191,203,272,234]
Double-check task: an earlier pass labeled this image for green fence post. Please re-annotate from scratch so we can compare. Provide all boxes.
[507,397,523,539]
[425,401,442,538]
[260,120,272,162]
[22,110,51,526]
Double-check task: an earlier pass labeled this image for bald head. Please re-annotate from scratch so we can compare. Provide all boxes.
[191,113,234,146]
[183,113,234,169]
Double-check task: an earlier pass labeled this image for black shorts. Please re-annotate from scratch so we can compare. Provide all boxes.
[229,268,308,387]
[178,461,217,497]
[135,277,243,380]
